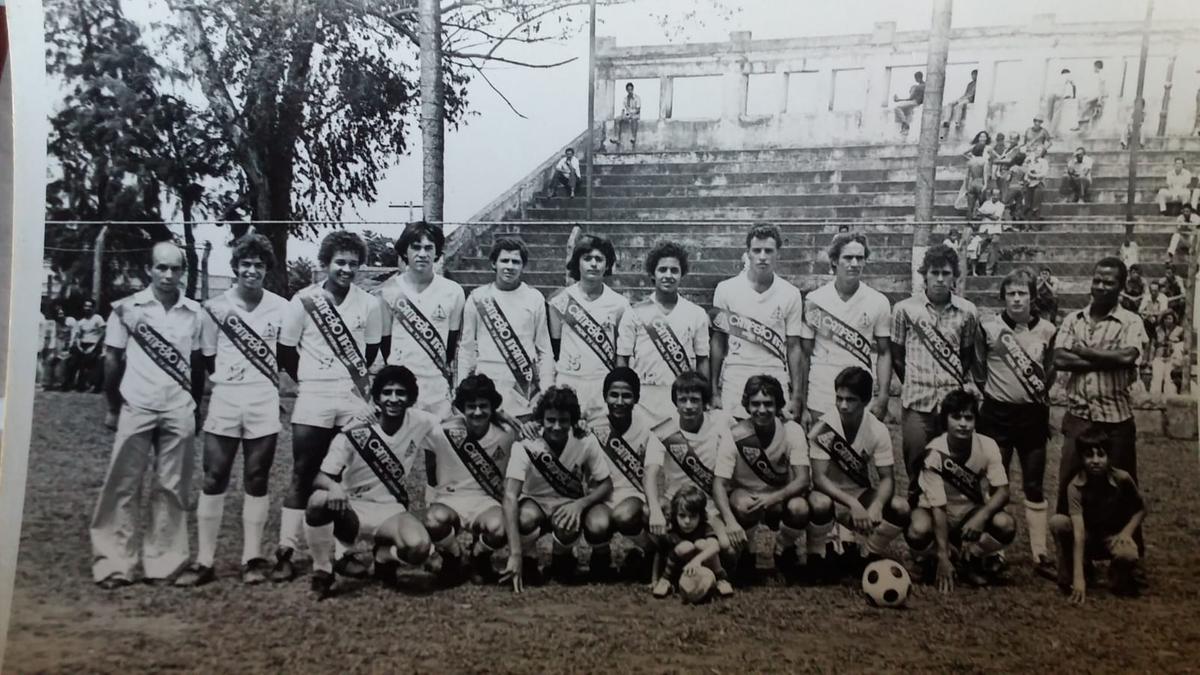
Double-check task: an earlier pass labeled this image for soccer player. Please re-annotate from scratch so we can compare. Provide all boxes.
[90,242,206,589]
[378,221,465,422]
[501,386,613,592]
[176,234,288,587]
[583,367,664,581]
[304,366,443,597]
[798,231,893,426]
[617,241,710,431]
[548,234,630,416]
[273,231,383,582]
[458,238,555,422]
[906,389,1015,593]
[710,223,805,420]
[424,374,515,584]
[712,375,812,582]
[974,268,1057,578]
[808,367,909,577]
[891,244,980,501]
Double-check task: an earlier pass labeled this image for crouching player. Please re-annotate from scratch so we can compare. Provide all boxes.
[1050,432,1147,603]
[424,374,515,584]
[304,366,442,597]
[906,389,1015,593]
[808,367,909,578]
[501,386,613,591]
[651,485,730,598]
[713,375,812,583]
[643,371,735,597]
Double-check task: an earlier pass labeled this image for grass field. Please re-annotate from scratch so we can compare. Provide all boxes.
[6,391,1200,673]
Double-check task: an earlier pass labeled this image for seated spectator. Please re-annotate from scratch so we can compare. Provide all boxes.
[1139,281,1170,337]
[552,148,582,198]
[1120,238,1140,269]
[1179,205,1200,226]
[944,69,978,132]
[966,228,983,277]
[1034,267,1059,324]
[1064,147,1094,203]
[1024,146,1051,222]
[1022,116,1051,155]
[1149,311,1184,396]
[1120,264,1146,312]
[1156,157,1196,216]
[893,71,925,134]
[1167,222,1192,265]
[1161,266,1185,319]
[977,189,1005,224]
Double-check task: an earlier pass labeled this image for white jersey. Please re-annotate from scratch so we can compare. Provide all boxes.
[712,272,803,371]
[378,273,465,380]
[279,284,382,388]
[319,409,441,504]
[917,433,1008,514]
[809,410,893,493]
[505,434,610,505]
[616,296,710,388]
[800,281,891,414]
[645,412,734,500]
[589,410,664,497]
[200,288,287,387]
[548,283,629,378]
[457,283,555,393]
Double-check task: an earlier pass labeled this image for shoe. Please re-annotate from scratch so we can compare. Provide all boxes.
[270,546,296,583]
[174,563,216,588]
[651,578,673,598]
[619,548,649,582]
[521,556,544,586]
[773,546,799,578]
[97,574,132,591]
[1033,555,1058,582]
[469,551,497,585]
[715,578,734,597]
[310,570,335,598]
[589,548,615,582]
[241,558,270,585]
[547,552,579,584]
[734,552,757,585]
[373,560,400,588]
[436,551,468,587]
[334,553,371,579]
[960,556,991,588]
[916,557,938,585]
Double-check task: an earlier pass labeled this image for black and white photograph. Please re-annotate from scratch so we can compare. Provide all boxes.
[2,0,1200,671]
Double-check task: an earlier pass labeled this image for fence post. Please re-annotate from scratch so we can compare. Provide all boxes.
[92,226,107,306]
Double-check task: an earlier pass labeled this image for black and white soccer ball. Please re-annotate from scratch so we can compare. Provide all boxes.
[862,559,911,608]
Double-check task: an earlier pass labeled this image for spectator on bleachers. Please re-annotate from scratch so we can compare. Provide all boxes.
[1073,61,1107,133]
[943,228,962,253]
[1022,116,1051,154]
[1149,311,1184,396]
[1167,222,1192,265]
[944,69,978,132]
[1120,264,1147,312]
[965,228,983,276]
[989,133,1016,200]
[1161,266,1185,319]
[1121,98,1148,150]
[977,189,1005,225]
[964,142,990,218]
[1120,237,1140,269]
[1035,267,1059,324]
[1139,281,1170,337]
[552,148,582,198]
[1024,146,1051,223]
[1064,146,1094,203]
[1049,68,1077,136]
[893,71,925,134]
[1005,151,1028,220]
[614,82,642,151]
[1156,158,1196,216]
[1178,206,1200,227]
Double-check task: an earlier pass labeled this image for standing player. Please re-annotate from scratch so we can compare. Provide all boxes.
[273,231,382,582]
[617,242,710,431]
[808,367,909,576]
[548,234,629,416]
[424,374,515,584]
[176,234,288,587]
[305,366,443,597]
[583,368,664,580]
[458,238,555,421]
[974,268,1058,577]
[379,221,465,422]
[90,242,206,588]
[906,389,1015,592]
[798,231,893,426]
[891,244,980,501]
[501,386,613,591]
[710,223,805,420]
[712,375,813,582]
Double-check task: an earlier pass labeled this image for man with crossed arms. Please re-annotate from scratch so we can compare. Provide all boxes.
[91,242,206,589]
[710,223,806,421]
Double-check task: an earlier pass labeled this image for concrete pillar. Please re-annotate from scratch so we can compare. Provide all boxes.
[864,62,890,139]
[725,31,752,121]
[659,76,674,119]
[778,70,790,114]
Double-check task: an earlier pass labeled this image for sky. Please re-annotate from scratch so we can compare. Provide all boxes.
[139,0,1200,276]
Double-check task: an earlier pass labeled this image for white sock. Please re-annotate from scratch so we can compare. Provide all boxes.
[196,493,225,568]
[279,507,305,551]
[435,532,462,557]
[805,519,835,556]
[967,533,1006,558]
[1025,500,1049,560]
[306,522,335,574]
[866,520,905,556]
[242,494,270,564]
[551,533,574,554]
[775,524,802,553]
[334,539,350,560]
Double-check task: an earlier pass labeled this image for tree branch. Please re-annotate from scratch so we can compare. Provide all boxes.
[445,51,577,69]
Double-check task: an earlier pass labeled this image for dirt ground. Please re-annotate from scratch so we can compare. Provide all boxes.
[5,392,1200,673]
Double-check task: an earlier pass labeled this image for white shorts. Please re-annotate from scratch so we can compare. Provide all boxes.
[556,371,607,418]
[203,383,281,439]
[350,499,408,542]
[415,374,453,422]
[291,383,371,429]
[429,491,502,529]
[608,487,646,509]
[634,384,676,430]
[479,366,536,418]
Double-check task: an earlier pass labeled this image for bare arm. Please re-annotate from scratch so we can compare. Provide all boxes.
[379,336,392,362]
[365,342,380,368]
[644,464,666,534]
[695,356,710,381]
[761,464,811,508]
[687,537,721,568]
[787,336,806,412]
[190,350,206,405]
[812,459,863,511]
[872,337,893,416]
[709,330,727,404]
[104,346,125,414]
[890,341,907,383]
[978,484,1011,521]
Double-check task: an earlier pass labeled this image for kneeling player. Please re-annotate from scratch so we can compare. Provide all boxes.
[424,374,515,584]
[651,485,730,598]
[584,368,664,580]
[304,366,441,597]
[713,375,812,583]
[501,386,613,592]
[1049,432,1147,604]
[906,389,1015,594]
[809,367,910,578]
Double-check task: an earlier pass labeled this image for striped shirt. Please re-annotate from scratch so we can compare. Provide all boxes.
[891,294,980,413]
[1057,304,1148,423]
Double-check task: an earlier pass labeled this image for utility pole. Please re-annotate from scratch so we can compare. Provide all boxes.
[92,226,107,307]
[1125,0,1153,234]
[388,201,422,222]
[419,0,444,226]
[913,0,952,249]
[586,0,597,222]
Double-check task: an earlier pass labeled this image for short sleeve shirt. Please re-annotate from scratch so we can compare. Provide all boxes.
[891,294,980,413]
[646,412,735,500]
[200,288,288,387]
[1066,468,1145,537]
[800,281,891,414]
[548,284,629,378]
[505,434,610,504]
[979,314,1057,405]
[75,314,107,345]
[320,409,440,504]
[809,410,893,493]
[715,419,809,491]
[279,284,382,387]
[1057,304,1148,423]
[589,411,665,495]
[616,296,710,388]
[712,272,803,372]
[105,288,203,412]
[917,433,1007,511]
[427,416,513,499]
[378,274,465,380]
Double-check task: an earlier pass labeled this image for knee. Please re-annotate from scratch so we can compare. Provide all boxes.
[906,510,933,544]
[582,505,612,545]
[395,534,432,566]
[782,496,810,529]
[730,490,761,526]
[612,499,646,536]
[988,512,1017,544]
[1023,481,1045,504]
[201,472,230,496]
[517,499,546,535]
[1048,513,1072,536]
[806,491,834,525]
[305,496,333,526]
[671,541,697,562]
[424,504,460,542]
[885,496,912,528]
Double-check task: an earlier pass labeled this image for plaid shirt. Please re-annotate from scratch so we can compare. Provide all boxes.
[892,293,980,413]
[1058,304,1148,423]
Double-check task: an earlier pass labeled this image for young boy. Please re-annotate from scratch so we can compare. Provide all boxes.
[651,485,728,599]
[906,389,1015,593]
[1049,432,1146,603]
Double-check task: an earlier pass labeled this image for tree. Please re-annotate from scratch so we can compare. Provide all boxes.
[287,257,316,297]
[362,230,399,267]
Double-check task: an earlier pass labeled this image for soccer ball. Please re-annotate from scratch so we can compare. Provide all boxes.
[678,567,716,604]
[862,559,911,608]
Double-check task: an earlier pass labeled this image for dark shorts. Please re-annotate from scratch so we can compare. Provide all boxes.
[978,399,1049,452]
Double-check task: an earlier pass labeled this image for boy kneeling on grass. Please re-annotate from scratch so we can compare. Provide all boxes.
[1050,432,1147,604]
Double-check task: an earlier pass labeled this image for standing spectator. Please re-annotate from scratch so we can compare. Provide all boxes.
[1006,152,1028,220]
[1156,158,1196,216]
[70,299,106,392]
[1166,222,1192,265]
[991,133,1016,202]
[1121,98,1148,150]
[966,228,984,277]
[1049,68,1077,136]
[48,304,77,390]
[1065,147,1094,203]
[38,303,55,389]
[1161,266,1185,319]
[1120,265,1146,313]
[945,69,978,132]
[1120,238,1140,270]
[1024,146,1051,223]
[977,189,1006,225]
[964,143,990,218]
[1073,61,1107,132]
[552,148,582,198]
[1149,311,1184,396]
[943,228,963,254]
[1035,267,1059,324]
[979,232,1000,277]
[615,82,642,151]
[893,71,925,134]
[1022,116,1051,154]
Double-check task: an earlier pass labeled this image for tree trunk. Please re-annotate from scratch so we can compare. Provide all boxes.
[419,0,444,226]
[183,202,198,298]
[913,0,952,242]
